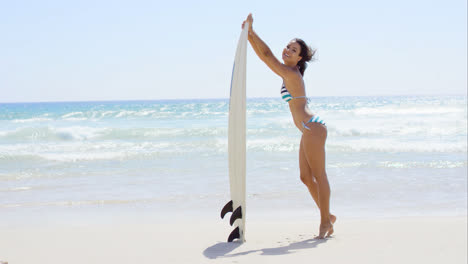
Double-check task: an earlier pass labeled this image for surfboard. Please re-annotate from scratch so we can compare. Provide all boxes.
[220,22,248,243]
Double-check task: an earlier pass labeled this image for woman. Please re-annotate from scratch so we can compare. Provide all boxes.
[242,14,335,239]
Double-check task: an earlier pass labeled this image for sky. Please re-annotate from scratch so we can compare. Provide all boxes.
[1,0,466,102]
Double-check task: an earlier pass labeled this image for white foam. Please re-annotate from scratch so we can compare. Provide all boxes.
[352,106,465,116]
[11,187,32,191]
[39,151,128,162]
[12,117,52,123]
[61,112,84,119]
[378,161,467,169]
[328,139,467,153]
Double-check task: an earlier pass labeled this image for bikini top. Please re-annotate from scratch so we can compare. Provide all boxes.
[280,83,307,103]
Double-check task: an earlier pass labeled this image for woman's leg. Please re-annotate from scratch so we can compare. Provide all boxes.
[299,138,320,207]
[299,140,337,224]
[301,123,334,238]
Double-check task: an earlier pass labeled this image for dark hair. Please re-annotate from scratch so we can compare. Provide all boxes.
[293,38,316,76]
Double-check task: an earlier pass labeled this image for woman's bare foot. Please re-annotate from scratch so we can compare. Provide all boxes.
[313,214,336,239]
[330,214,337,224]
[317,222,334,239]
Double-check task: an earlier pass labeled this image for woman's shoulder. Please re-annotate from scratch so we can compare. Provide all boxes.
[283,71,304,88]
[282,66,302,79]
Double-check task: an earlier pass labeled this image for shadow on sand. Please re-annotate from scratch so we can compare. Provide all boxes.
[203,237,330,259]
[203,241,243,259]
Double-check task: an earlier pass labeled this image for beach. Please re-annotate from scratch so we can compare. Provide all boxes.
[0,96,466,263]
[1,212,466,264]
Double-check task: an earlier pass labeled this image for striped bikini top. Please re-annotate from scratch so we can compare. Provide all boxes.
[280,83,307,103]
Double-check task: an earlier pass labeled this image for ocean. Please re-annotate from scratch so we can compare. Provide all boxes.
[0,96,466,223]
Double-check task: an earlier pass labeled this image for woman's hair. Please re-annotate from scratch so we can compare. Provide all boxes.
[293,38,316,76]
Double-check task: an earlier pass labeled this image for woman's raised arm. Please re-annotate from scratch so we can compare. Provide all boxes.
[242,14,293,79]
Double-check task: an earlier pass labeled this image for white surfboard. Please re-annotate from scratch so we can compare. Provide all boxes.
[220,22,248,243]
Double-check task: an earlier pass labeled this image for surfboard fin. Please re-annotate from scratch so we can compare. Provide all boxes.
[229,206,242,226]
[227,226,240,242]
[220,200,233,219]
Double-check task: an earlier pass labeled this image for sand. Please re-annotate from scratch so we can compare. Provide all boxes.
[0,215,466,264]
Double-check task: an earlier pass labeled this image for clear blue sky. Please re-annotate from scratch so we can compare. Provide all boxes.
[1,0,466,102]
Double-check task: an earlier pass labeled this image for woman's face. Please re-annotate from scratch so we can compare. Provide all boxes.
[282,41,302,65]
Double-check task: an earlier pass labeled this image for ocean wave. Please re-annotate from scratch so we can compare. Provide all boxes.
[344,105,466,116]
[247,138,297,152]
[61,111,84,119]
[327,140,467,153]
[59,110,161,121]
[1,100,287,123]
[0,126,232,142]
[0,140,227,163]
[0,135,465,166]
[248,137,467,153]
[327,124,467,138]
[0,144,465,171]
[0,186,33,192]
[377,161,467,169]
[12,117,53,123]
[0,126,104,142]
[3,107,225,123]
[2,96,466,120]
[328,160,467,169]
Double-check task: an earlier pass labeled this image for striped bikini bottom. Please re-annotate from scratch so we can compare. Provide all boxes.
[302,115,326,132]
